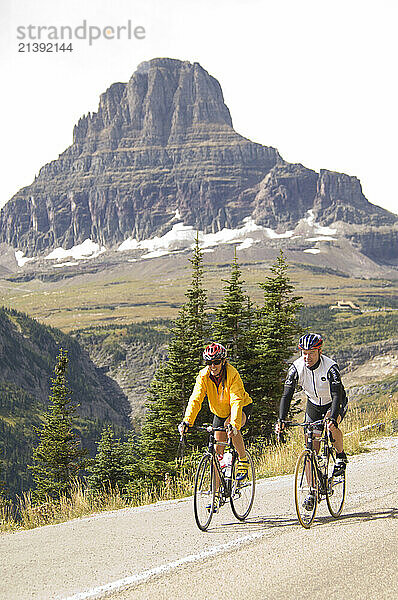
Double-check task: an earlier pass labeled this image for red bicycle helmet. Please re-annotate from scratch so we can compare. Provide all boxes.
[203,342,227,362]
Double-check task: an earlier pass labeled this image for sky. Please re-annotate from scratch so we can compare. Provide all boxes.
[0,0,397,215]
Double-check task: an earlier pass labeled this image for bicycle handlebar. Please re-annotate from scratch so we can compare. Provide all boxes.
[179,424,227,442]
[194,424,227,433]
[281,419,325,428]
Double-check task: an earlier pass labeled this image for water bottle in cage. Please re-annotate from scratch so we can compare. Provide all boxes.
[317,454,327,491]
[219,451,233,478]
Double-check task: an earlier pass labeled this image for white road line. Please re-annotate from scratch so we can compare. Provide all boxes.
[59,530,267,600]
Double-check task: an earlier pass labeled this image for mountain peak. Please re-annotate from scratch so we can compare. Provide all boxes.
[72,58,233,150]
[0,58,396,261]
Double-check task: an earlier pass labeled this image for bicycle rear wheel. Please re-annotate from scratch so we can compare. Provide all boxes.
[193,454,216,531]
[326,447,346,517]
[294,451,318,528]
[230,450,255,520]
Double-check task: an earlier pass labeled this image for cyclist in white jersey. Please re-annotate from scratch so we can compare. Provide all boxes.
[276,333,348,499]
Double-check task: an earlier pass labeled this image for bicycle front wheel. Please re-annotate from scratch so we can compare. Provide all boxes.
[326,447,346,517]
[193,454,216,531]
[294,451,318,528]
[230,450,255,521]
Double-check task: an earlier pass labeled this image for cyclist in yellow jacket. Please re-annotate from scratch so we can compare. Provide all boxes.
[178,342,253,480]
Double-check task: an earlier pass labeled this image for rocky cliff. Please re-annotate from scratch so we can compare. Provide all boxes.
[0,58,396,259]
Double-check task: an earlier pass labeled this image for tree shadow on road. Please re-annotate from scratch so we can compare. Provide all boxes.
[208,507,398,534]
[209,514,299,533]
[315,507,398,526]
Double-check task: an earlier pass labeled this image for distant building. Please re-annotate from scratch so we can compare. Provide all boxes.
[330,299,362,313]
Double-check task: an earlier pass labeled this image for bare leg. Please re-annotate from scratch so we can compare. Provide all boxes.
[328,422,344,453]
[224,414,247,459]
[214,430,227,456]
[324,411,344,454]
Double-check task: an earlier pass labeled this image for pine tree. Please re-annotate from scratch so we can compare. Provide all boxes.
[0,447,12,523]
[212,249,257,393]
[251,250,303,437]
[213,249,249,360]
[140,237,210,477]
[87,425,137,493]
[184,232,209,365]
[29,349,88,502]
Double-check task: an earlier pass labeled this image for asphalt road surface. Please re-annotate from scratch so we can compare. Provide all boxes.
[1,437,397,600]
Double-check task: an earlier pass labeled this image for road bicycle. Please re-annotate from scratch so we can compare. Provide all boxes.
[187,425,256,531]
[282,419,346,528]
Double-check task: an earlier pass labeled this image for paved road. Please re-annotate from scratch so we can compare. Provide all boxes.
[1,438,397,600]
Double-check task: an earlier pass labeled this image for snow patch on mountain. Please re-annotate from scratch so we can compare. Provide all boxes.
[14,211,338,269]
[117,217,295,258]
[15,251,35,267]
[304,210,337,235]
[306,236,337,242]
[44,239,106,261]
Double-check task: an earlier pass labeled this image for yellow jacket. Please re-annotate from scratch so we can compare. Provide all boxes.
[184,363,252,430]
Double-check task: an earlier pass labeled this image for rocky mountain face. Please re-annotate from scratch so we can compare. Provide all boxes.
[334,339,398,374]
[0,58,397,261]
[250,165,394,230]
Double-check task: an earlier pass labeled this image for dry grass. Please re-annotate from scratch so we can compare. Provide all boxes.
[1,394,397,533]
[0,470,197,533]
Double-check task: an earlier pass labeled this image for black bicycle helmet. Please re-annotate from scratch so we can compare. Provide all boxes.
[298,333,323,350]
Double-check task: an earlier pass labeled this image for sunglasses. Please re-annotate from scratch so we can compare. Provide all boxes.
[205,359,223,366]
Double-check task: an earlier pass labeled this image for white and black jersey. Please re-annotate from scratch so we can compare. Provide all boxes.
[279,355,347,422]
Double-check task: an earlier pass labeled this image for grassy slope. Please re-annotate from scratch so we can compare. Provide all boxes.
[1,259,397,331]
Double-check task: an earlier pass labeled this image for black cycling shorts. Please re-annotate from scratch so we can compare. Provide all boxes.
[305,397,348,429]
[212,403,253,429]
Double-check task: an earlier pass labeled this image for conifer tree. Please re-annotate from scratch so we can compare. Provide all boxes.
[184,232,209,365]
[87,425,135,492]
[0,447,12,521]
[212,249,257,393]
[141,237,210,477]
[213,249,249,360]
[251,250,302,437]
[30,349,87,501]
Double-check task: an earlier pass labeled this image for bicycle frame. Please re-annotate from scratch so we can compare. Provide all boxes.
[285,417,346,528]
[190,423,256,530]
[296,420,331,489]
[202,426,237,499]
[309,421,335,482]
